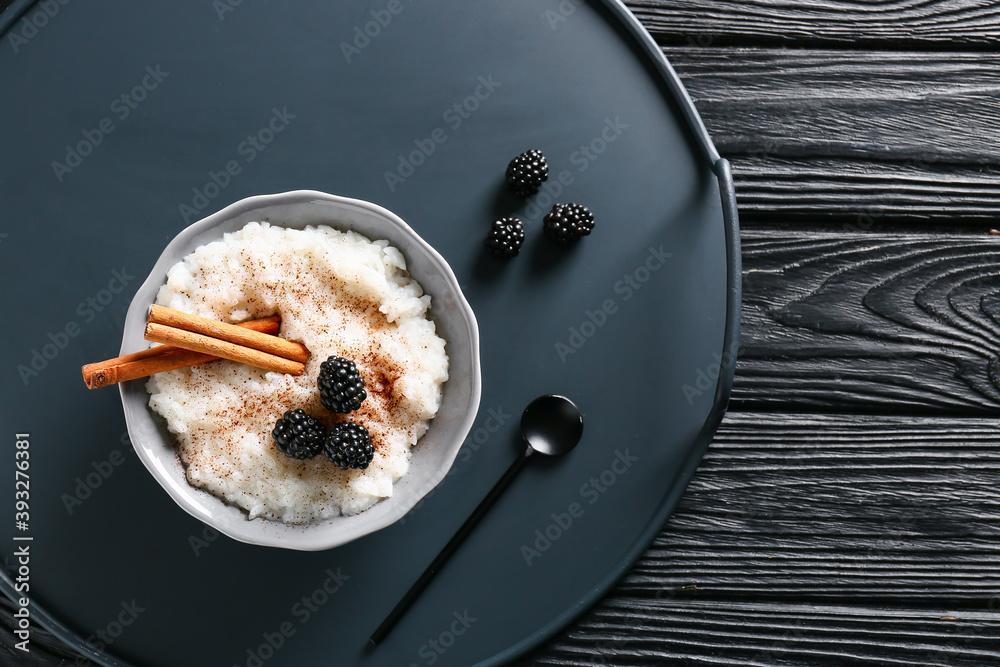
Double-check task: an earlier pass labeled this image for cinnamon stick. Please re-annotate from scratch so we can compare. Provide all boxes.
[82,316,282,389]
[144,322,305,376]
[148,305,308,363]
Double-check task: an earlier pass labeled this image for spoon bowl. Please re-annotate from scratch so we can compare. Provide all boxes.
[521,395,584,456]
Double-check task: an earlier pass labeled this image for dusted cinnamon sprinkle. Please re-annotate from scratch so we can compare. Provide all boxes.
[146,222,449,522]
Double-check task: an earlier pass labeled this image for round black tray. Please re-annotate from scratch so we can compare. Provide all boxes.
[0,1,739,665]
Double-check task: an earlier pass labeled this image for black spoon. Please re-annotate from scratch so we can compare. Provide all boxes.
[369,394,584,646]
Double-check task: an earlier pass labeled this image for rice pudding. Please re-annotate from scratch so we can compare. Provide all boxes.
[146,221,449,522]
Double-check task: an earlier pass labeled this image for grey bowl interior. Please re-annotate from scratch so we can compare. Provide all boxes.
[118,190,482,551]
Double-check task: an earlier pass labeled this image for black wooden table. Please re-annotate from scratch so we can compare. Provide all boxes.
[4,0,1000,665]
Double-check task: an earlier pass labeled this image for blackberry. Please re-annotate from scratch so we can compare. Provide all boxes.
[543,203,595,244]
[505,149,548,197]
[485,217,526,258]
[272,409,327,460]
[324,421,375,470]
[318,356,367,413]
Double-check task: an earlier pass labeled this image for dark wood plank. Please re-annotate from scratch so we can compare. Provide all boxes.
[665,48,1000,223]
[627,0,1000,48]
[635,413,1000,606]
[721,157,1000,224]
[520,412,1000,665]
[735,227,1000,413]
[520,600,1000,667]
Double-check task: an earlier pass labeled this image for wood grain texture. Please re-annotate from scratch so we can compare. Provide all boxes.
[518,412,1000,665]
[665,48,1000,223]
[520,600,1000,667]
[636,413,1000,606]
[626,0,1000,47]
[734,228,1000,413]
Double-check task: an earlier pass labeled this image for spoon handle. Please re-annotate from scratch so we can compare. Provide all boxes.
[369,446,534,645]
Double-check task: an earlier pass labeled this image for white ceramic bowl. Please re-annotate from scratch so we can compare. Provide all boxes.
[119,191,481,551]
